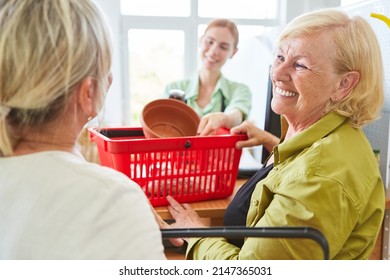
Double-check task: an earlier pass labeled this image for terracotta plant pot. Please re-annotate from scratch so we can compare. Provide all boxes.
[140,98,200,138]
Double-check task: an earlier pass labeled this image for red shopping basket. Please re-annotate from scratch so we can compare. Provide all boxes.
[89,127,247,206]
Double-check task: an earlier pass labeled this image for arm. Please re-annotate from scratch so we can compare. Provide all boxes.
[197,82,251,136]
[231,120,280,153]
[185,176,348,260]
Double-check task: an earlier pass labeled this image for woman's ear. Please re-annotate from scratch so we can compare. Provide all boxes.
[333,71,360,101]
[77,78,96,119]
[230,47,238,59]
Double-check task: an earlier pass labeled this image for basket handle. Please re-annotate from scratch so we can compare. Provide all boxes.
[161,226,329,260]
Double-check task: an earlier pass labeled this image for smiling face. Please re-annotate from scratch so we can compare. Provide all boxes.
[270,31,344,132]
[199,26,237,72]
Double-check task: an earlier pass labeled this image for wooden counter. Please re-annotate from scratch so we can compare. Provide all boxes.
[154,179,245,226]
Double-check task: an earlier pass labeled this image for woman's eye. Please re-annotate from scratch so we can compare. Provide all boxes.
[295,63,307,69]
[220,45,229,51]
[276,55,284,62]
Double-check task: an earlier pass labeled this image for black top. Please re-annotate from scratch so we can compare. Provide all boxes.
[223,163,274,247]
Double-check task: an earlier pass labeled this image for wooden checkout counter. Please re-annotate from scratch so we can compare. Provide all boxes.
[155,179,390,260]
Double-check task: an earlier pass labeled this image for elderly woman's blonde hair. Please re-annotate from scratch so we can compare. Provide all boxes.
[0,0,112,156]
[277,9,384,128]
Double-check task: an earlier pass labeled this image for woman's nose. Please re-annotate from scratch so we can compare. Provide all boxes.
[208,43,219,55]
[271,63,291,82]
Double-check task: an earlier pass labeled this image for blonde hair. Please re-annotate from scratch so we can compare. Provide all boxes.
[204,18,239,49]
[0,0,112,156]
[277,9,384,128]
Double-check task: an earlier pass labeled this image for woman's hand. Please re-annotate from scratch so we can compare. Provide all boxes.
[151,204,185,247]
[197,112,226,136]
[231,120,280,152]
[197,110,243,136]
[165,196,207,243]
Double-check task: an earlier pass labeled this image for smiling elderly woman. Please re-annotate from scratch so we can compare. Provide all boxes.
[156,8,385,260]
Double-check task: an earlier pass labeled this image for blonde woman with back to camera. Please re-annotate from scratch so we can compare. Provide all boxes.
[156,9,385,260]
[0,0,165,259]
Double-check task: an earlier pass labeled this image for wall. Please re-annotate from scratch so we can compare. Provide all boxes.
[282,0,341,23]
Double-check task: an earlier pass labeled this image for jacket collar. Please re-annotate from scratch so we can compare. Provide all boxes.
[274,112,347,164]
[185,72,229,100]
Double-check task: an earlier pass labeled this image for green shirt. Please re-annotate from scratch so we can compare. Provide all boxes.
[163,73,252,119]
[186,112,385,260]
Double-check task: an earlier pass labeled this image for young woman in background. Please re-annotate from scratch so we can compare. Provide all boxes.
[164,19,252,135]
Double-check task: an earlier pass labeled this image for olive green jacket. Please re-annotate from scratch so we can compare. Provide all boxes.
[186,112,385,259]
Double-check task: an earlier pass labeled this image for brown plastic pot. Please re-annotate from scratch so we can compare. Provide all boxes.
[140,98,200,138]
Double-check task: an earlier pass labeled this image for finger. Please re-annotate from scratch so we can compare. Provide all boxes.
[198,121,215,136]
[181,203,193,211]
[230,126,247,135]
[156,216,170,228]
[166,196,186,219]
[167,204,179,214]
[236,139,257,149]
[197,118,208,135]
[166,195,183,209]
[149,203,169,228]
[167,205,185,221]
[169,237,185,247]
[199,125,214,136]
[153,212,169,228]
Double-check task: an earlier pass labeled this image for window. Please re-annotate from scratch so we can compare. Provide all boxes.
[121,0,190,17]
[127,29,185,124]
[340,0,366,6]
[120,0,281,126]
[198,0,277,19]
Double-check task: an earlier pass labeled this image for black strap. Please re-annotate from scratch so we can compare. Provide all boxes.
[220,93,225,112]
